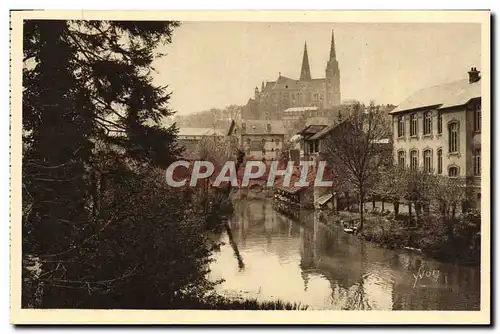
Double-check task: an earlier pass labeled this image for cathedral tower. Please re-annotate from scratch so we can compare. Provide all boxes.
[300,41,312,81]
[324,30,341,107]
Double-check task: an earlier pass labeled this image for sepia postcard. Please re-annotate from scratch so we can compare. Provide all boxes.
[10,10,491,325]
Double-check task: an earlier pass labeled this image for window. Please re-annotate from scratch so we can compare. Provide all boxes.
[398,150,405,166]
[410,113,418,136]
[397,116,405,137]
[313,93,319,105]
[410,150,418,171]
[310,140,319,153]
[266,123,271,132]
[448,166,459,177]
[437,148,443,174]
[474,103,481,132]
[474,149,481,176]
[448,122,459,153]
[423,111,432,135]
[423,149,432,173]
[283,92,290,108]
[437,112,442,134]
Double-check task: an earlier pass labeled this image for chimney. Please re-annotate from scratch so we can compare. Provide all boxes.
[468,67,480,83]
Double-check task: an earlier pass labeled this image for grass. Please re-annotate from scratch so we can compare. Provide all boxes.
[214,298,309,310]
[180,296,309,310]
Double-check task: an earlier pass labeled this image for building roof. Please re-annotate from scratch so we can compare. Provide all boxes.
[390,78,481,114]
[373,138,391,144]
[275,165,333,194]
[178,127,225,137]
[263,81,276,91]
[316,193,333,206]
[241,120,286,135]
[272,75,301,90]
[297,124,327,136]
[309,123,336,140]
[284,106,319,113]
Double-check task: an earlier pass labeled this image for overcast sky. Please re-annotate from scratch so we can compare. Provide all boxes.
[152,22,481,115]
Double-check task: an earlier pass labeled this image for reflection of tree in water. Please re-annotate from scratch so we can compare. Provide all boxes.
[224,218,245,270]
[299,226,315,291]
[341,240,372,310]
[342,279,372,310]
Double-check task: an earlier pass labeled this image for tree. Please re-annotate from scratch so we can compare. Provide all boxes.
[373,165,408,215]
[22,19,199,308]
[403,168,436,225]
[430,175,466,220]
[322,102,392,232]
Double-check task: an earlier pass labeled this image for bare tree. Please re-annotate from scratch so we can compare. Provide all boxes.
[322,102,392,232]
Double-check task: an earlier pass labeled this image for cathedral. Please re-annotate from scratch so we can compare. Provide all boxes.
[242,30,341,121]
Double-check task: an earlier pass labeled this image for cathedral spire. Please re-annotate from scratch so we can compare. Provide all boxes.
[330,29,336,60]
[300,41,312,81]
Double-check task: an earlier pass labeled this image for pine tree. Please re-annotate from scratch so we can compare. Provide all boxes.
[22,20,192,308]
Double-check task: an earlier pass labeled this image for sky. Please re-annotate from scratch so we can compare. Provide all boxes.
[152,22,481,115]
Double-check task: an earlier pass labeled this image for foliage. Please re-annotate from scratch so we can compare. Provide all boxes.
[32,160,218,308]
[429,175,466,219]
[322,102,392,231]
[21,20,226,308]
[188,296,309,310]
[359,208,480,264]
[374,166,466,224]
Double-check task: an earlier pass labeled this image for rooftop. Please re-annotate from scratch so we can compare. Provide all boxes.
[284,106,319,113]
[390,78,481,114]
[241,120,286,135]
[178,127,225,137]
[297,124,327,137]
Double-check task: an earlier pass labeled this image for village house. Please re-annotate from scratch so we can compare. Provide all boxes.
[177,127,225,154]
[227,119,286,160]
[389,67,482,208]
[296,117,392,211]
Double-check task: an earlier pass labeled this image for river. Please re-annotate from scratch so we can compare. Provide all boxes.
[208,199,480,310]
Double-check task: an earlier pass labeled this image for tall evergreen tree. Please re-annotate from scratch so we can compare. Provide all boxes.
[22,20,189,308]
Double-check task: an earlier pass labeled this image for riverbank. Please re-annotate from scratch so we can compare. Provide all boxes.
[320,209,480,265]
[189,296,308,310]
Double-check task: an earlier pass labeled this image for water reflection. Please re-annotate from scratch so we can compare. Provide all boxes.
[208,200,480,310]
